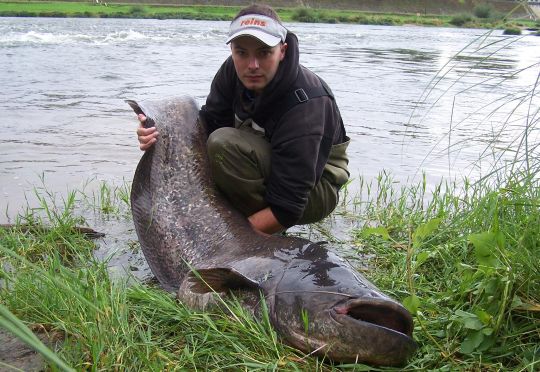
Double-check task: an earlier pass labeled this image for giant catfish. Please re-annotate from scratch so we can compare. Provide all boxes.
[127,96,417,366]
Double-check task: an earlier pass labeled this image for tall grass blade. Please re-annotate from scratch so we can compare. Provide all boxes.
[0,304,74,372]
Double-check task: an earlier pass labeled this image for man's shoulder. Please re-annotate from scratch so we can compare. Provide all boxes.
[296,65,333,92]
[297,65,320,85]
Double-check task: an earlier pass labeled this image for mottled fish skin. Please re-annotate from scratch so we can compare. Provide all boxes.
[128,97,417,366]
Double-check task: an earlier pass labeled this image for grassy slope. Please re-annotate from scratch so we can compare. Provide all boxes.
[6,0,534,16]
[0,2,241,19]
[0,1,537,29]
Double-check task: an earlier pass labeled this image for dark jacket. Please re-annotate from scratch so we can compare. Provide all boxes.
[200,32,349,227]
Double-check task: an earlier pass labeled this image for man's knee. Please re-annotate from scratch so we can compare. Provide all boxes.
[298,178,339,225]
[206,128,268,216]
[207,127,238,160]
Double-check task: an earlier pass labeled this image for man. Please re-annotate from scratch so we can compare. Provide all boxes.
[137,4,349,235]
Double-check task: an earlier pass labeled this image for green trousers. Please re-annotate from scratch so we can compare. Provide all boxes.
[206,126,343,225]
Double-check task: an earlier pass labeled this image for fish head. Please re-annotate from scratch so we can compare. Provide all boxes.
[267,242,417,366]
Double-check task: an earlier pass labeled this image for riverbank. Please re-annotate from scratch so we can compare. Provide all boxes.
[1,169,539,370]
[0,1,538,30]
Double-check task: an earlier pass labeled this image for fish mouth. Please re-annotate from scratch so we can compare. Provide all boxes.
[332,298,415,338]
[329,297,417,365]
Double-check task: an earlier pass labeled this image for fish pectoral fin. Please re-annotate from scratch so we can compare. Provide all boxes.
[188,267,259,294]
[126,99,155,128]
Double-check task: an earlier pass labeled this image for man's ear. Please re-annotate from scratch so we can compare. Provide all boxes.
[279,43,288,61]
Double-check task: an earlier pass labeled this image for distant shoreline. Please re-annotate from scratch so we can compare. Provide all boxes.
[0,1,538,31]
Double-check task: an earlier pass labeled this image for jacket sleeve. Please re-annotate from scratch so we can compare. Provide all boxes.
[265,96,338,227]
[199,57,236,134]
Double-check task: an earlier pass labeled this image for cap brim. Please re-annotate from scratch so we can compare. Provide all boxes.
[225,29,281,47]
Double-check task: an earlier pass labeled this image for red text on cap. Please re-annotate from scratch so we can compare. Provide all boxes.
[240,18,267,27]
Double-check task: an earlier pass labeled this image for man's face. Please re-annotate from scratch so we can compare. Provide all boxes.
[230,36,287,95]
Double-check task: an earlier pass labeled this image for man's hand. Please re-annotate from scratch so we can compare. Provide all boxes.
[136,114,159,151]
[248,207,285,235]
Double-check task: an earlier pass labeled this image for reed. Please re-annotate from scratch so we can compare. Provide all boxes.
[346,20,540,369]
[349,170,540,369]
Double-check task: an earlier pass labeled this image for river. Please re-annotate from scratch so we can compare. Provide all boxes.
[1,17,539,222]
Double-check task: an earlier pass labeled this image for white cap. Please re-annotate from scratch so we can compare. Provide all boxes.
[226,14,287,47]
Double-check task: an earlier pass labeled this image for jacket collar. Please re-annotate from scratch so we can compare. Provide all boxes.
[237,32,300,119]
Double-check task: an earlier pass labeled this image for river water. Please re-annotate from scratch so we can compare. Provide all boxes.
[1,17,539,222]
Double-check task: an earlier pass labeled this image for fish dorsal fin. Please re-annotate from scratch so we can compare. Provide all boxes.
[188,267,259,294]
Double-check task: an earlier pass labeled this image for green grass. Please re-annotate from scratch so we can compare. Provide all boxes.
[503,27,522,35]
[349,171,540,370]
[0,200,329,370]
[1,164,539,370]
[0,1,241,20]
